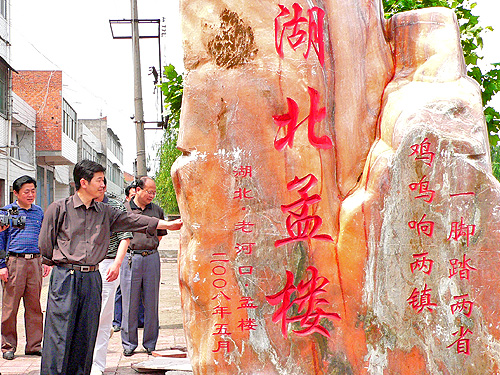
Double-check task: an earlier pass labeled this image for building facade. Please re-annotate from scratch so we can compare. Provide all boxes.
[78,117,125,198]
[12,70,77,210]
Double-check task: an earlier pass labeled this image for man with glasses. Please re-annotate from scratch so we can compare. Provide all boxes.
[120,176,167,356]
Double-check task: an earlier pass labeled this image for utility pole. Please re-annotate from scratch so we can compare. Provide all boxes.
[131,0,147,176]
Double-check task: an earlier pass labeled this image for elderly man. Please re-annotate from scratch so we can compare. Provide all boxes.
[120,176,168,356]
[39,160,181,375]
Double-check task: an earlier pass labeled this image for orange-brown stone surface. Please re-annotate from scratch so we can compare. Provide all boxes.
[172,1,500,373]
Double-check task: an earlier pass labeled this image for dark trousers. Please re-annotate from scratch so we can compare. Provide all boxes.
[41,266,102,375]
[113,285,145,328]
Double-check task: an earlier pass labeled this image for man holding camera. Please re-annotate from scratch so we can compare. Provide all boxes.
[0,175,51,360]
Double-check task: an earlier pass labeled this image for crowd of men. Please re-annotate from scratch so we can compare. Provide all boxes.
[0,159,182,375]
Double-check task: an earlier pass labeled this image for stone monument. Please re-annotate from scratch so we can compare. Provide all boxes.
[172,0,500,373]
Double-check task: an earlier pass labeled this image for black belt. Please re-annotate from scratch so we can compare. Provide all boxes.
[8,252,40,259]
[130,249,157,257]
[57,263,99,272]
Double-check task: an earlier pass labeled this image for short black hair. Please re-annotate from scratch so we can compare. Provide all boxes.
[73,159,106,190]
[13,175,36,193]
[125,183,136,197]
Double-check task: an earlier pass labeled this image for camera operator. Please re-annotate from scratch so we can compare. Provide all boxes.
[0,175,51,360]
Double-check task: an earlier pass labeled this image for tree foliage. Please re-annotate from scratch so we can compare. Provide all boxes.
[155,64,183,214]
[383,0,500,145]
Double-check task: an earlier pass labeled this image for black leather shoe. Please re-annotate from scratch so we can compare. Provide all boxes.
[123,349,134,357]
[112,325,121,332]
[25,351,42,356]
[2,351,14,360]
[145,348,153,355]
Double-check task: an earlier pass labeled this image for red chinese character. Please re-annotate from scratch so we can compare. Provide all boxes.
[407,284,437,313]
[213,305,232,319]
[449,253,477,280]
[234,166,252,178]
[274,4,325,65]
[235,243,255,255]
[235,220,255,233]
[447,218,475,247]
[237,318,258,331]
[273,87,332,151]
[233,188,254,200]
[408,214,434,237]
[447,326,472,355]
[212,340,231,353]
[212,291,231,301]
[275,174,333,248]
[410,252,434,275]
[238,266,253,275]
[266,266,341,338]
[451,294,474,318]
[409,138,435,166]
[213,323,232,335]
[449,192,475,197]
[409,175,435,203]
[238,297,258,309]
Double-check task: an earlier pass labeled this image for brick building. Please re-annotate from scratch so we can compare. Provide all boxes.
[12,70,77,209]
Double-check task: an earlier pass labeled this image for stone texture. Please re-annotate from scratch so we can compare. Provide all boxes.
[173,1,500,374]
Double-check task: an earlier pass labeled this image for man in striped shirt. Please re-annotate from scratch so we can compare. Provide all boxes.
[0,175,51,360]
[91,179,132,375]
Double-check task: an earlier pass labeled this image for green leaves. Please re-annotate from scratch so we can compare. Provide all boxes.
[155,64,184,214]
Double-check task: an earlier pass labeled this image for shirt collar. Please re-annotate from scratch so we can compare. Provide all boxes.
[129,198,150,211]
[13,201,32,211]
[72,193,100,211]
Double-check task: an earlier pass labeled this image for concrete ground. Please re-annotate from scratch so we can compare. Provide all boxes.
[0,231,189,375]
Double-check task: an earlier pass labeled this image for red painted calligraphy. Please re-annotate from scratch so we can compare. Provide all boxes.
[234,165,252,178]
[213,305,232,319]
[451,294,474,317]
[274,4,325,65]
[235,220,255,233]
[409,138,435,166]
[408,214,434,237]
[407,284,437,313]
[275,174,333,248]
[273,87,332,151]
[447,326,472,355]
[449,254,477,280]
[448,217,475,247]
[212,340,231,353]
[238,318,258,331]
[410,252,434,275]
[408,175,435,203]
[238,297,258,309]
[235,242,255,255]
[266,266,341,338]
[233,188,254,200]
[213,323,232,335]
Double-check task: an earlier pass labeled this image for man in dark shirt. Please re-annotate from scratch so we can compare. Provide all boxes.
[39,160,182,375]
[0,176,51,361]
[120,176,166,356]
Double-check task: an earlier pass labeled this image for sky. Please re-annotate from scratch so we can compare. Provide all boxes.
[9,0,500,174]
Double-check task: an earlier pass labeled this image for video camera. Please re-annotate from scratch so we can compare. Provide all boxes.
[0,206,26,229]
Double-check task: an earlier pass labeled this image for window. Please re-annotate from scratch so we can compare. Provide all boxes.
[0,64,8,116]
[62,100,77,141]
[82,140,98,162]
[106,160,122,185]
[0,0,6,19]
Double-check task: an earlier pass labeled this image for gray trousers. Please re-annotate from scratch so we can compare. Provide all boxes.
[120,251,160,351]
[41,266,102,375]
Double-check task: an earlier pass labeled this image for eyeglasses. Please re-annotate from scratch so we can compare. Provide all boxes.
[145,190,156,196]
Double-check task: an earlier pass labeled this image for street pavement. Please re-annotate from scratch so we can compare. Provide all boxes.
[0,231,188,375]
